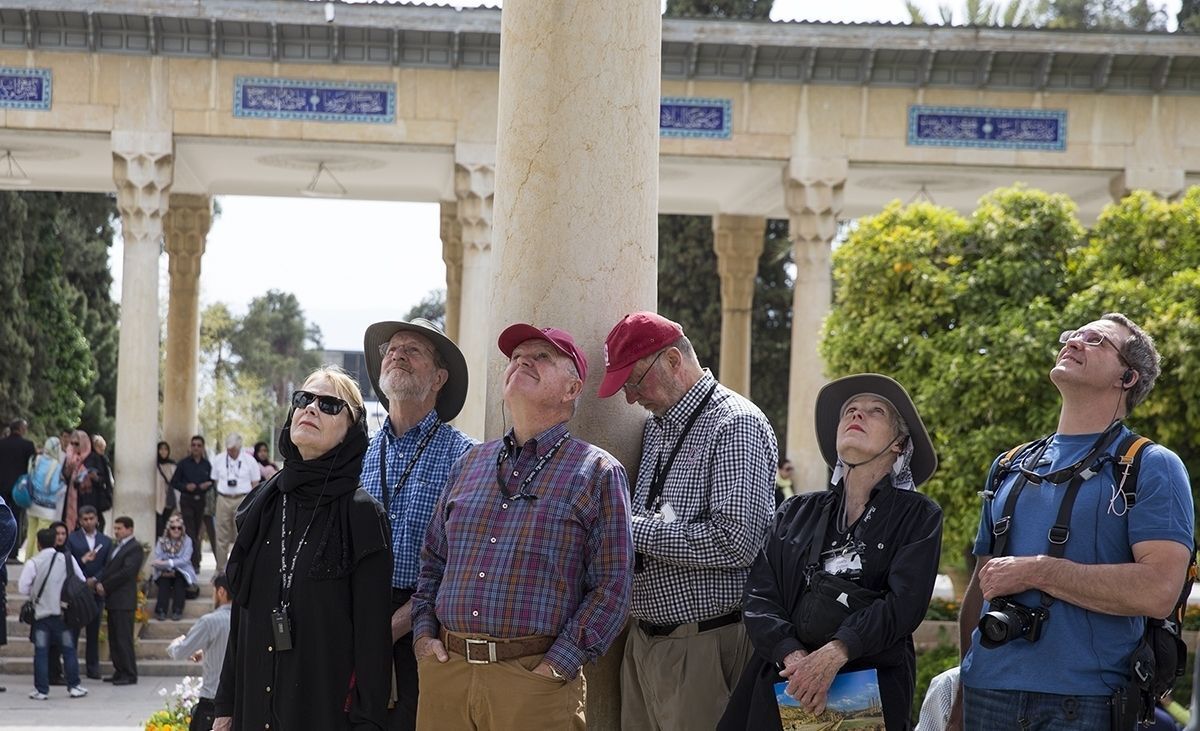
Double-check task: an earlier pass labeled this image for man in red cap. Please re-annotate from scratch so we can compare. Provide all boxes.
[599,311,777,730]
[412,323,633,730]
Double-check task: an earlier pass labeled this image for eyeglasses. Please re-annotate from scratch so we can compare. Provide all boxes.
[291,390,351,416]
[622,351,664,395]
[168,526,183,531]
[379,342,434,361]
[1059,329,1130,365]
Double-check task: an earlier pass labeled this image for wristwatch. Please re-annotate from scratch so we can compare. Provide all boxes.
[548,665,567,680]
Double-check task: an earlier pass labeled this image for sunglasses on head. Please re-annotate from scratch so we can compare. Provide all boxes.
[291,389,351,416]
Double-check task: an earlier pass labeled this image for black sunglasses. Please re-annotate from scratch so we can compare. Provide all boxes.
[291,390,351,416]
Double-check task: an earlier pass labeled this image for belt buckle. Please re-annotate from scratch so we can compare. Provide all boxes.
[464,638,497,664]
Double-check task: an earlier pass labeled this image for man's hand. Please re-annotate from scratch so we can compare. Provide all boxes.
[190,649,204,663]
[413,637,448,662]
[82,550,96,564]
[391,600,413,644]
[186,482,197,492]
[213,717,232,731]
[977,555,1038,600]
[95,582,105,597]
[947,682,964,731]
[779,641,849,716]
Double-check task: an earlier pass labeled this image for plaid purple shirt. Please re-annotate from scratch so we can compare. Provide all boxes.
[412,421,633,678]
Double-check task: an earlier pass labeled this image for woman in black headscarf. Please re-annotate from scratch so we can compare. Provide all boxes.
[213,367,392,731]
[719,374,943,731]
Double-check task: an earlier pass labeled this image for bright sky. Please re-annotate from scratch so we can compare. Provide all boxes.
[111,0,1183,352]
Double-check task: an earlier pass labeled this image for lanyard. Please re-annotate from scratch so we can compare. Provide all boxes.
[644,382,718,511]
[379,420,442,515]
[495,431,570,501]
[278,494,316,611]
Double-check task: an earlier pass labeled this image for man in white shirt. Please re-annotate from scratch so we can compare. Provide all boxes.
[19,528,87,700]
[167,573,232,731]
[209,434,259,573]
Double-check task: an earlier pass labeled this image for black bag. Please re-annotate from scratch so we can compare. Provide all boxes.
[795,498,884,650]
[62,567,100,630]
[19,551,59,625]
[797,570,884,649]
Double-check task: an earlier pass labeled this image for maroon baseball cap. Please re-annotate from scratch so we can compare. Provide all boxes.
[598,312,684,398]
[498,323,588,381]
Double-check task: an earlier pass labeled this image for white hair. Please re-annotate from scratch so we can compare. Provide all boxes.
[225,433,243,449]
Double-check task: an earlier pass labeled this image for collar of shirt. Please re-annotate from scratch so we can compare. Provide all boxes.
[383,407,440,448]
[654,370,717,429]
[502,421,570,459]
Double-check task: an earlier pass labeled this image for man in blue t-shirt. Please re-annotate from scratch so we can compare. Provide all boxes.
[954,313,1194,730]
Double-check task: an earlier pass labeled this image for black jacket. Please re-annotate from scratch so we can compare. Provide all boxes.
[68,529,113,580]
[0,434,35,501]
[98,537,145,612]
[721,480,943,731]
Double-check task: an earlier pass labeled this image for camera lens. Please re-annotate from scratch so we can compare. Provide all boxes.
[980,613,1011,644]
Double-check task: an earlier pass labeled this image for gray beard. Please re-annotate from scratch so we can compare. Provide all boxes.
[382,371,432,404]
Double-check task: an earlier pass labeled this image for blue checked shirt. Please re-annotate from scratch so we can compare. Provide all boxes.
[361,408,475,590]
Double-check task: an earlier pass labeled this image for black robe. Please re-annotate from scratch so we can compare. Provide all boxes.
[720,479,943,731]
[215,420,393,731]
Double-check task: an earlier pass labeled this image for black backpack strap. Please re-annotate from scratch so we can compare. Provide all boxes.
[804,497,836,579]
[988,438,1050,557]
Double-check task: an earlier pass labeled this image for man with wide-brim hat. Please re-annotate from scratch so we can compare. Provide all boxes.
[360,317,476,731]
[720,372,943,731]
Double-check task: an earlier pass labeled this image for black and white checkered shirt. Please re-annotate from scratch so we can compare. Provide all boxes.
[630,371,777,625]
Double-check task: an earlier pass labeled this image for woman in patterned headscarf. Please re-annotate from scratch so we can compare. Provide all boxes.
[720,374,943,731]
[150,513,197,621]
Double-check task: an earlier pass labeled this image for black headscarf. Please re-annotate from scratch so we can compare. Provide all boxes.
[225,410,384,608]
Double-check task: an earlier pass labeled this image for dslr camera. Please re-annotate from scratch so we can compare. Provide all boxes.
[227,479,238,487]
[977,596,1048,648]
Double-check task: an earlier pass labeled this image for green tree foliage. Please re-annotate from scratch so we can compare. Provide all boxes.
[1181,0,1200,30]
[657,214,722,376]
[822,186,1200,566]
[910,0,1168,28]
[664,0,772,19]
[750,220,794,447]
[0,192,114,438]
[229,290,323,410]
[404,289,447,329]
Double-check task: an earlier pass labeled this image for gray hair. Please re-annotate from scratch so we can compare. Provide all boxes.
[1102,312,1161,413]
[225,433,243,449]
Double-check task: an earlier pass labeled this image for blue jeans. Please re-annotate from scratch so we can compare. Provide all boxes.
[32,615,80,694]
[964,686,1120,730]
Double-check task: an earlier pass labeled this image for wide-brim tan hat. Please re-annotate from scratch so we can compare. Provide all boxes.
[364,318,468,421]
[814,373,938,488]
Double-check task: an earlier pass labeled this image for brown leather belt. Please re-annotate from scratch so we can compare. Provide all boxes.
[440,629,555,664]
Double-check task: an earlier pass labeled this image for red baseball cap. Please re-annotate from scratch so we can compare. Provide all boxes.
[598,312,684,398]
[498,324,588,382]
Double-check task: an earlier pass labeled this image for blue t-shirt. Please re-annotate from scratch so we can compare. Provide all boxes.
[961,426,1194,696]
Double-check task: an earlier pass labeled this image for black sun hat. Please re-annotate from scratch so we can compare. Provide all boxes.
[814,373,938,488]
[363,318,468,421]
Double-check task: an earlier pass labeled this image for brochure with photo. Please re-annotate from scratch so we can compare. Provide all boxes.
[775,668,885,731]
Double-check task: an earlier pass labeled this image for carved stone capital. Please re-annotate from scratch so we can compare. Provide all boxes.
[164,194,212,281]
[784,160,847,257]
[712,214,766,312]
[112,131,174,246]
[454,162,495,253]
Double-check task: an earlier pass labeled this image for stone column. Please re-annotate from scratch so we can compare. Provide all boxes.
[440,201,464,343]
[712,215,766,397]
[453,161,494,441]
[1109,167,1185,201]
[487,1,661,727]
[112,130,173,539]
[162,194,211,460]
[784,158,846,493]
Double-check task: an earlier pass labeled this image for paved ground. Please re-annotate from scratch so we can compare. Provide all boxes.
[0,673,190,729]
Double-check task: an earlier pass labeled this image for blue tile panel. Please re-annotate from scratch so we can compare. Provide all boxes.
[234,76,395,123]
[0,67,51,110]
[660,97,732,139]
[908,105,1067,151]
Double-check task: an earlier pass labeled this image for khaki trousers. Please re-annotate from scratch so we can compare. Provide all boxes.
[621,618,752,731]
[214,493,244,573]
[416,648,585,730]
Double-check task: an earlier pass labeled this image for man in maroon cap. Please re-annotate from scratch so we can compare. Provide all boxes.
[599,311,777,731]
[412,323,633,730]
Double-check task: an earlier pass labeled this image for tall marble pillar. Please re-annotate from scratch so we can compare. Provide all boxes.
[112,130,173,538]
[784,158,846,493]
[162,194,211,460]
[712,214,766,398]
[440,201,464,343]
[487,2,661,726]
[453,161,494,440]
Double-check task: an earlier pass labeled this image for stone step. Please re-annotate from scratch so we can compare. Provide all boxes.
[0,657,196,677]
[1,636,179,660]
[6,575,216,599]
[7,595,214,619]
